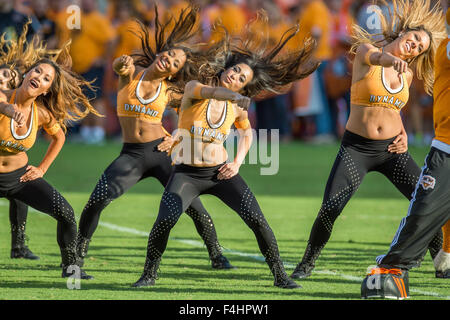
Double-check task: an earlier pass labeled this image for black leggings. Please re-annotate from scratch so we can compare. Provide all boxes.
[8,198,29,248]
[302,130,443,264]
[0,165,78,264]
[144,164,282,265]
[78,138,223,258]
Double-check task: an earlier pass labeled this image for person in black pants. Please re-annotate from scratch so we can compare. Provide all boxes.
[77,6,234,270]
[132,17,320,289]
[0,42,101,279]
[291,0,446,280]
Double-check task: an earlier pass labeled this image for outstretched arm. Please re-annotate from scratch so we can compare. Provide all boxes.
[183,80,251,111]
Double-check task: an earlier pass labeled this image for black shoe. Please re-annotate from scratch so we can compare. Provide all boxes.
[62,265,94,280]
[290,261,314,279]
[435,269,450,279]
[132,258,161,288]
[11,246,40,260]
[211,255,236,270]
[269,260,302,289]
[132,273,156,287]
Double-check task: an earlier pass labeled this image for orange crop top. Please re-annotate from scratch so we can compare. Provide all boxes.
[350,65,409,112]
[177,99,237,144]
[116,70,170,123]
[0,90,39,153]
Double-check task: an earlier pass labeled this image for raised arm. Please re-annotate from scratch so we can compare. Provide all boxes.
[0,90,25,127]
[183,80,251,111]
[112,54,136,89]
[356,43,409,74]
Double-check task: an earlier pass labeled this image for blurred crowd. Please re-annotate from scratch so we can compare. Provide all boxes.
[0,0,447,145]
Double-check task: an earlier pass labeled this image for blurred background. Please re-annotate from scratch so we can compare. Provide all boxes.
[0,0,448,146]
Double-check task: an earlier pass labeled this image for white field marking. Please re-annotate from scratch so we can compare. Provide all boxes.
[0,200,448,299]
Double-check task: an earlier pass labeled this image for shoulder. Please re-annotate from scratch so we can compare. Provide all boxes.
[36,102,53,125]
[405,67,414,86]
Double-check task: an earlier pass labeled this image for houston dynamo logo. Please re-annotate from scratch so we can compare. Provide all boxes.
[420,175,436,190]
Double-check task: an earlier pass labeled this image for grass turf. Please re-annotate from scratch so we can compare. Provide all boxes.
[0,139,448,300]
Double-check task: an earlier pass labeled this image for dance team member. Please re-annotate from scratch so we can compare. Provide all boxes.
[0,41,101,279]
[77,6,234,270]
[0,21,57,260]
[291,0,446,280]
[361,7,449,299]
[133,16,320,289]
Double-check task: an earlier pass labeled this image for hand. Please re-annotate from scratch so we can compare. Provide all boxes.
[388,133,408,154]
[157,136,174,153]
[116,55,134,75]
[231,93,251,111]
[381,53,408,74]
[20,165,44,182]
[4,103,25,127]
[217,161,240,180]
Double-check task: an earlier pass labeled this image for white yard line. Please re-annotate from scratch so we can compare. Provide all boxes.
[1,200,448,299]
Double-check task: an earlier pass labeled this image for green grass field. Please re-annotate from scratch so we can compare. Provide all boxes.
[0,139,448,300]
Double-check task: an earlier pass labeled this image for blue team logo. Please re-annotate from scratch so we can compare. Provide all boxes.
[420,175,436,190]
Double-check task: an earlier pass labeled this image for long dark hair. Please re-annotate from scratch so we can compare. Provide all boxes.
[131,4,202,106]
[197,12,320,98]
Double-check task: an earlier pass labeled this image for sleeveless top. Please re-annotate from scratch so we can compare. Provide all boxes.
[350,65,409,112]
[0,90,39,153]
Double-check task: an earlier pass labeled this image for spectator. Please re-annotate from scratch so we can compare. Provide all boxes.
[0,0,41,41]
[69,0,116,144]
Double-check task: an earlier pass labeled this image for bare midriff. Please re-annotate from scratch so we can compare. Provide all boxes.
[119,117,167,143]
[345,104,403,140]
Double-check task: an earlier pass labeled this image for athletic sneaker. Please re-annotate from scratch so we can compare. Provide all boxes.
[11,246,40,260]
[61,265,94,280]
[290,261,314,279]
[361,267,409,299]
[211,255,236,269]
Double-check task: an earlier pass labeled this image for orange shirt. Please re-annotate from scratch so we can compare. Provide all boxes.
[0,90,38,153]
[113,20,142,59]
[350,64,409,112]
[117,70,170,127]
[293,0,331,60]
[207,3,248,43]
[70,11,116,74]
[432,36,450,146]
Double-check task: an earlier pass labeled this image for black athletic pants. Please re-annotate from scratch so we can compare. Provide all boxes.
[78,138,223,258]
[378,146,450,270]
[0,165,78,264]
[143,163,283,266]
[301,130,442,265]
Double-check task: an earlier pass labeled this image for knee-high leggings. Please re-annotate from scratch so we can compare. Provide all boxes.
[302,130,443,264]
[78,138,223,258]
[1,165,77,261]
[144,163,282,265]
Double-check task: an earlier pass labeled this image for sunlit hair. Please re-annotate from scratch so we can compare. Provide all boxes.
[24,41,101,132]
[131,4,201,106]
[0,20,57,89]
[195,11,320,98]
[351,0,446,95]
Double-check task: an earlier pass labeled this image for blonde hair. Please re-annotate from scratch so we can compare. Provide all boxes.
[0,21,57,88]
[351,0,446,95]
[26,41,101,133]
